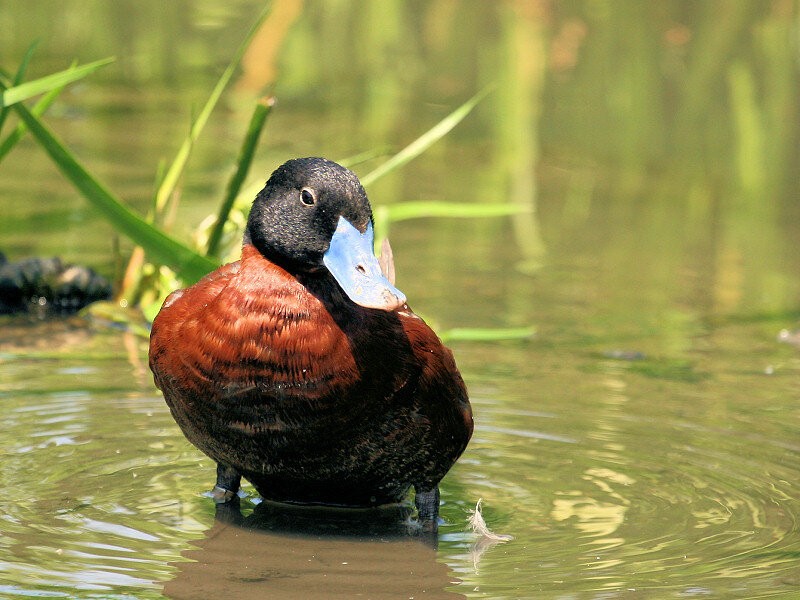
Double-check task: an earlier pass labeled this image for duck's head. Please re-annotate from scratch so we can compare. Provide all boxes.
[246,157,406,311]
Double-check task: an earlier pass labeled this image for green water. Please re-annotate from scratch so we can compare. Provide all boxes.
[2,1,800,598]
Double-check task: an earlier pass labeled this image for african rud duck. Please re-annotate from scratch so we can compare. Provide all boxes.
[149,157,473,527]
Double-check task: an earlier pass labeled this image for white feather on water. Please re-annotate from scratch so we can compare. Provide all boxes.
[467,498,513,541]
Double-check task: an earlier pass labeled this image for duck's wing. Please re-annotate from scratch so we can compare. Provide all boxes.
[392,308,474,478]
[149,260,241,393]
[150,257,359,409]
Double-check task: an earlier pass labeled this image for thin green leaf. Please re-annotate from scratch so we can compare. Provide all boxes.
[372,200,527,251]
[0,57,114,108]
[11,99,218,283]
[0,82,65,164]
[14,41,40,85]
[206,96,274,257]
[440,326,536,343]
[336,146,393,169]
[154,4,273,214]
[360,87,493,187]
[0,41,40,135]
[385,200,528,222]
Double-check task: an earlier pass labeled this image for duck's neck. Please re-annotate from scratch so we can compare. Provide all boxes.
[241,241,327,277]
[240,241,268,264]
[240,243,356,321]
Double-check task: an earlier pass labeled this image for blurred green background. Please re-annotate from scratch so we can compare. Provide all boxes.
[3,0,798,327]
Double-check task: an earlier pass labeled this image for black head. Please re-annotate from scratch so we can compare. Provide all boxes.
[246,157,372,273]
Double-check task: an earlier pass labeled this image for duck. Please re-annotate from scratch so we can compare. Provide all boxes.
[149,157,473,525]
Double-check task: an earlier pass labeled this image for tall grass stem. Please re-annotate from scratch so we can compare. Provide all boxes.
[206,96,275,258]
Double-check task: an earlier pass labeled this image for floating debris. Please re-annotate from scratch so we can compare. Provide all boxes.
[467,498,513,542]
[467,498,513,573]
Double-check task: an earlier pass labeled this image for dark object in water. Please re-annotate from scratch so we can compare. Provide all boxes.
[149,157,473,528]
[0,252,113,314]
[214,495,419,540]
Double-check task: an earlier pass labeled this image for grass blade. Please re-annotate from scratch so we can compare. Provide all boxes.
[440,326,536,342]
[384,200,528,221]
[0,81,65,163]
[0,41,40,135]
[360,87,492,187]
[0,58,114,107]
[154,5,273,215]
[13,41,40,85]
[337,146,392,169]
[206,96,274,257]
[372,201,527,249]
[10,99,218,282]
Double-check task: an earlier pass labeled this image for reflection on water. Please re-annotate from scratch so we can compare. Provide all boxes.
[165,501,462,599]
[2,0,800,598]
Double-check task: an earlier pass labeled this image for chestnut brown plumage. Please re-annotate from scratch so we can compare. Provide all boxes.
[149,157,472,525]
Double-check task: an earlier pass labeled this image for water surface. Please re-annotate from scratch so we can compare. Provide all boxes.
[2,1,800,598]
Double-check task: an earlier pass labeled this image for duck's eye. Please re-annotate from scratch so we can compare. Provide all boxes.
[300,188,316,206]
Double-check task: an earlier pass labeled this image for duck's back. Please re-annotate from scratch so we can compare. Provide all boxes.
[149,245,472,506]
